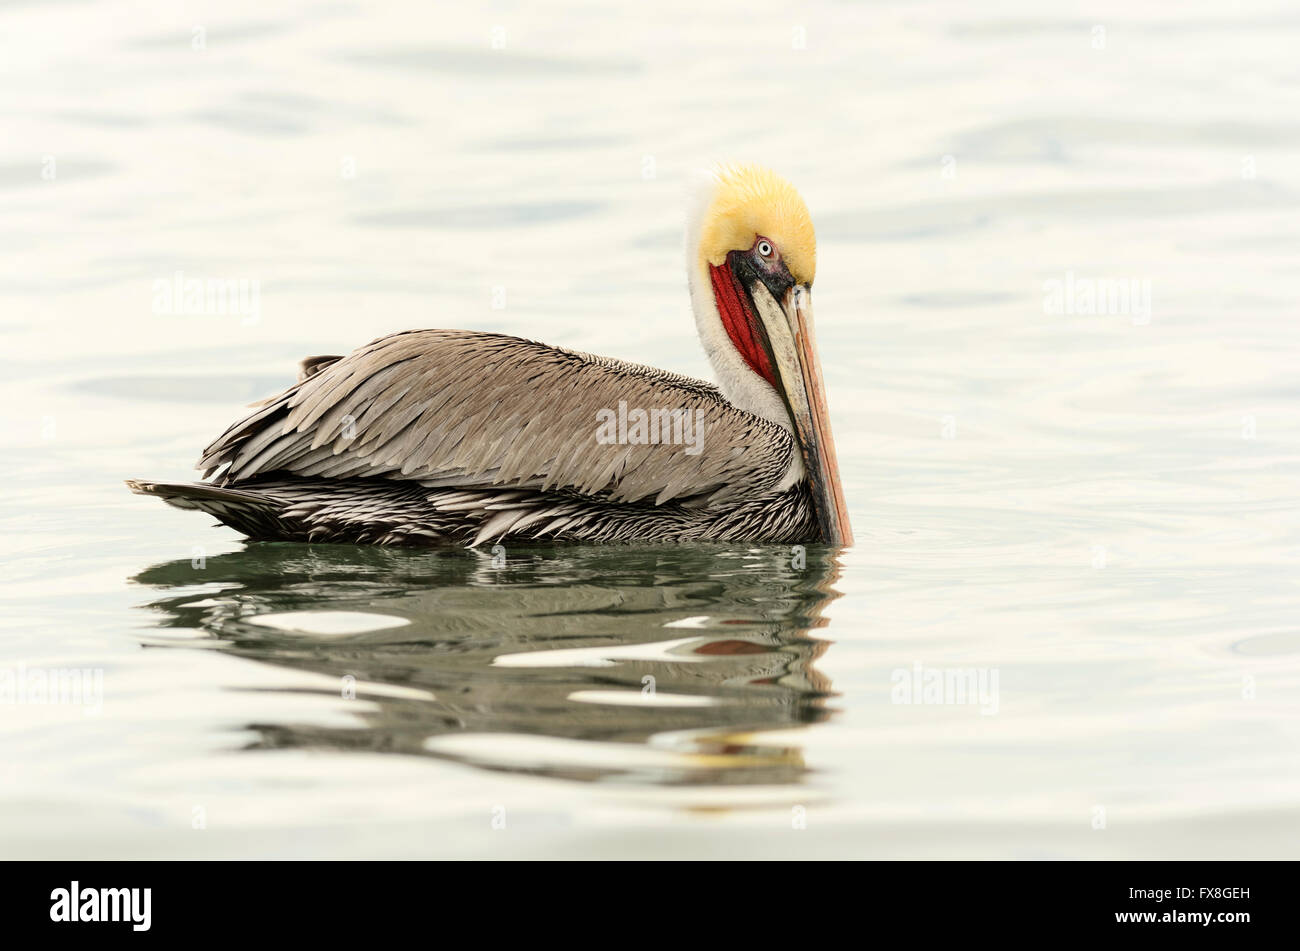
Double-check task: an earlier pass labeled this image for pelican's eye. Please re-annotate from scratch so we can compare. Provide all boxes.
[756,239,774,259]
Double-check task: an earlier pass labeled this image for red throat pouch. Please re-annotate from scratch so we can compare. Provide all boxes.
[709,263,777,388]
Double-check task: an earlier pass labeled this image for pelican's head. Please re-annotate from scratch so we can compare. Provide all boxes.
[687,162,851,545]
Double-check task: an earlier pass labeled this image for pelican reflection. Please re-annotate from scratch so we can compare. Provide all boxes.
[130,544,841,786]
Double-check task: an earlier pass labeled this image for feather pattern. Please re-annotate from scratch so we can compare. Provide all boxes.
[125,476,818,546]
[199,330,796,509]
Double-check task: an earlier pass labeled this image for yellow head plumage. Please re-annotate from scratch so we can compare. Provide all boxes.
[698,163,817,285]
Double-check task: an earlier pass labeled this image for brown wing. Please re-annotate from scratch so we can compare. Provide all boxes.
[297,354,343,381]
[198,329,795,507]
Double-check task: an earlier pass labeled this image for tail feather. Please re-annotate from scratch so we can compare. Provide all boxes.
[125,477,463,545]
[126,479,278,509]
[126,479,297,539]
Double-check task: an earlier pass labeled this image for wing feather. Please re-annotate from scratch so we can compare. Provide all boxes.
[200,330,795,507]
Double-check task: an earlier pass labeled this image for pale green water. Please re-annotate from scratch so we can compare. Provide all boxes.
[1,0,1298,858]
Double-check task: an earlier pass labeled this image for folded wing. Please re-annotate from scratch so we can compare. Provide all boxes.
[199,330,795,507]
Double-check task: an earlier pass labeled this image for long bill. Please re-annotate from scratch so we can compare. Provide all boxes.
[752,282,853,546]
[785,286,853,545]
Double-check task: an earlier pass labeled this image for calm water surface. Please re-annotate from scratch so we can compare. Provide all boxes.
[2,0,1298,857]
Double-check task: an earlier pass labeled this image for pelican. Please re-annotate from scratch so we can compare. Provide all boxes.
[128,163,852,547]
